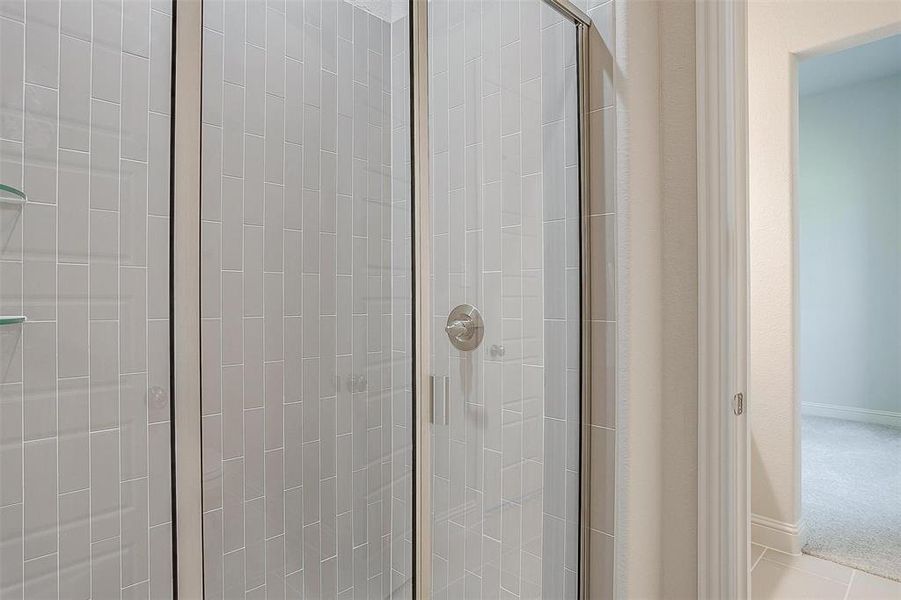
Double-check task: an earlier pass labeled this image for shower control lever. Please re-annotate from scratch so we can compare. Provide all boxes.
[431,375,449,425]
[445,304,484,351]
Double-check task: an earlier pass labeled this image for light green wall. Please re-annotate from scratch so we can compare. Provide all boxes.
[799,73,901,416]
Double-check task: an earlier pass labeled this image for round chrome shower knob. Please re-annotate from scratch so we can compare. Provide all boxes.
[445,304,484,351]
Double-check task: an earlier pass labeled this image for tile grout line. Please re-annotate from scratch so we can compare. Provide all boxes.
[758,544,868,590]
[842,569,855,600]
[750,545,765,572]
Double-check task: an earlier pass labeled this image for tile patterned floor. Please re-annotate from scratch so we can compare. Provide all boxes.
[752,544,901,600]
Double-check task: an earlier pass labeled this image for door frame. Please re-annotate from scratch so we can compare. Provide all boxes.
[696,0,750,598]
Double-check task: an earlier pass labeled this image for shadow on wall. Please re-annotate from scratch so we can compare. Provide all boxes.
[582,4,619,600]
[751,434,784,526]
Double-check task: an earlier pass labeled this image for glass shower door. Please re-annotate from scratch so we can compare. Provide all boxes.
[198,1,415,598]
[0,0,175,597]
[427,0,583,598]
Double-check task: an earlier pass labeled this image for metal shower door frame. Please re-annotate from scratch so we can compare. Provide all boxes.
[172,0,204,598]
[409,1,593,598]
[172,0,593,597]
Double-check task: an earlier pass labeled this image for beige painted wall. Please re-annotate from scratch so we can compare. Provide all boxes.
[614,0,663,595]
[613,0,699,597]
[659,1,699,596]
[748,0,901,543]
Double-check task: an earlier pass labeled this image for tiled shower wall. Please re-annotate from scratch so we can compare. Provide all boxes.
[199,1,413,598]
[0,0,174,598]
[427,1,582,598]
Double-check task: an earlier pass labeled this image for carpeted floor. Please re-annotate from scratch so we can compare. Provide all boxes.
[802,415,901,582]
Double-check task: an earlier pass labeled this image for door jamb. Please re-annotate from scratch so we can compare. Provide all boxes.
[696,0,750,598]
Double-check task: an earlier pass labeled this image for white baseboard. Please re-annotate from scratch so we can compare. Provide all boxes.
[751,514,806,555]
[802,402,901,429]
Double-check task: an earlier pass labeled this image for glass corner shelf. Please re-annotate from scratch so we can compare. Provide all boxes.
[0,316,26,326]
[0,184,26,206]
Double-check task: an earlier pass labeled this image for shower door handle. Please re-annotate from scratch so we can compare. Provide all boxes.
[431,375,449,425]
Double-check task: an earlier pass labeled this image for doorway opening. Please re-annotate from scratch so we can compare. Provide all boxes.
[794,33,901,583]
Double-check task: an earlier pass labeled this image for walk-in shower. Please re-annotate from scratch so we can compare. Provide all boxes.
[0,0,593,597]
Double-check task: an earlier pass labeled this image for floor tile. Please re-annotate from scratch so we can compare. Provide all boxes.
[846,571,901,600]
[751,544,766,567]
[763,549,854,584]
[751,558,848,600]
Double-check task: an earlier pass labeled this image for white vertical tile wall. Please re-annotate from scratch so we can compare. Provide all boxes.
[427,1,584,598]
[200,1,414,598]
[0,0,175,597]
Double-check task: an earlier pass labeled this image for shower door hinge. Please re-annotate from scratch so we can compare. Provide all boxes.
[732,392,744,416]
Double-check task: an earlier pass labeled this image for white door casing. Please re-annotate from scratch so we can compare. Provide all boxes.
[697,0,750,598]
